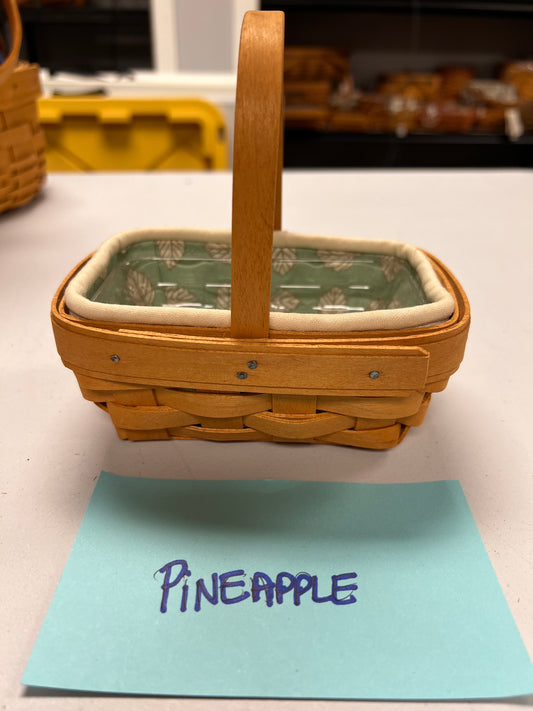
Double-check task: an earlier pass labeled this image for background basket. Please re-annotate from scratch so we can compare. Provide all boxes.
[51,11,470,450]
[0,0,46,214]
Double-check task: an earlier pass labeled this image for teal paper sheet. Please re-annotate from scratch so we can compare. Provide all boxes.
[23,473,533,699]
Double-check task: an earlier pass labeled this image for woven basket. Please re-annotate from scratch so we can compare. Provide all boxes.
[51,11,470,449]
[0,0,46,214]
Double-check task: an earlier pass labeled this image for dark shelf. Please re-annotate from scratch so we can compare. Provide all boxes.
[267,0,533,168]
[283,130,533,168]
[18,6,150,24]
[18,7,152,73]
[263,0,533,16]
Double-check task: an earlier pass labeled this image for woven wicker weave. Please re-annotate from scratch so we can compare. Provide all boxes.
[0,0,46,214]
[51,11,470,449]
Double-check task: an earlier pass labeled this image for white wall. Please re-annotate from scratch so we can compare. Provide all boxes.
[176,0,233,71]
[150,0,259,73]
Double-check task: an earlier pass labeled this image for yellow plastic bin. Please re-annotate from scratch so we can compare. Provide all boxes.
[38,97,228,171]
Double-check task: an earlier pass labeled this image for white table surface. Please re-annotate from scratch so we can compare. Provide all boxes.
[1,169,532,711]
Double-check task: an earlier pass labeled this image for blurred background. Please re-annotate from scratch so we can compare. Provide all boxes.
[3,0,533,169]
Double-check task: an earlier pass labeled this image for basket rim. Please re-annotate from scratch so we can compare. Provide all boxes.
[63,227,456,333]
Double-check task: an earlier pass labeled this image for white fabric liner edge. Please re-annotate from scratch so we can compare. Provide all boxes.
[64,227,456,332]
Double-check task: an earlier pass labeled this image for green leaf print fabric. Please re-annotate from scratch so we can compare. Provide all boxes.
[88,239,428,315]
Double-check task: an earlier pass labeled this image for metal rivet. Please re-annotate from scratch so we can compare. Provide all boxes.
[247,360,258,370]
[369,370,380,379]
[237,371,248,380]
[110,354,120,363]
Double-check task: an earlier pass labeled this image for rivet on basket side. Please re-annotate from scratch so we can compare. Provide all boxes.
[247,360,258,369]
[369,370,380,379]
[237,371,248,380]
[110,354,120,363]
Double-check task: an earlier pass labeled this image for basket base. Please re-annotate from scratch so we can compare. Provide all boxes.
[113,421,411,450]
[86,380,431,449]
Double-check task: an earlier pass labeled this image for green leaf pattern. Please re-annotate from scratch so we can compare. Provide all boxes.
[380,254,403,282]
[164,286,198,306]
[90,239,429,314]
[156,240,184,268]
[216,287,231,310]
[317,286,347,314]
[271,288,300,312]
[317,249,355,272]
[369,299,386,311]
[272,247,297,275]
[205,242,231,263]
[126,268,155,306]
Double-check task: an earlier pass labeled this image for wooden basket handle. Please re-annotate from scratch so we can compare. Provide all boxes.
[230,10,284,339]
[0,0,23,85]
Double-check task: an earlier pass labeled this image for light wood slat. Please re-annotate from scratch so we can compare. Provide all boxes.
[272,394,317,414]
[155,389,272,417]
[317,391,424,418]
[243,411,355,439]
[355,418,396,430]
[54,323,430,394]
[398,393,432,426]
[116,428,171,441]
[318,424,406,450]
[106,403,200,430]
[113,389,158,406]
[230,11,284,338]
[78,388,114,403]
[169,426,273,442]
[75,373,147,392]
[425,379,449,393]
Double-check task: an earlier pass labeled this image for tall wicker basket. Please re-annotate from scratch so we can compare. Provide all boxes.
[0,0,46,214]
[51,11,470,450]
